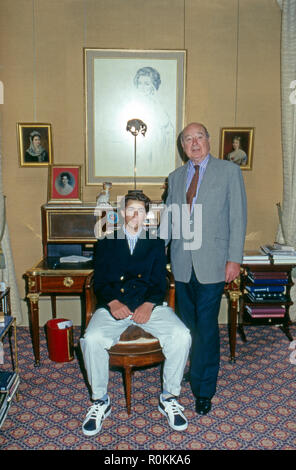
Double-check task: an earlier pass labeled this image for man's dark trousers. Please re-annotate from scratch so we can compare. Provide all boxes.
[175,269,225,399]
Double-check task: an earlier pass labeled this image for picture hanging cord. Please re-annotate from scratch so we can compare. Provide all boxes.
[83,0,87,47]
[32,0,37,122]
[234,0,240,126]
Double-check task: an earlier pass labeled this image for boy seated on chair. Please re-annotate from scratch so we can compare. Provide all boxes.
[80,191,191,436]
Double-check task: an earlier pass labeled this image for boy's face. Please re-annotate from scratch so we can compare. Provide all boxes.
[122,199,147,233]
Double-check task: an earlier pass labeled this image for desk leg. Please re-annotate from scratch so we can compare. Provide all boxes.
[51,295,57,319]
[228,291,240,363]
[27,293,40,366]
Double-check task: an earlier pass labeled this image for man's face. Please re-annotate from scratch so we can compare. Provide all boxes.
[181,123,210,164]
[123,199,147,233]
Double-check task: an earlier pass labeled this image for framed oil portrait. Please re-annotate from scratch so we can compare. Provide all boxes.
[219,127,254,170]
[48,165,82,204]
[84,48,186,185]
[17,123,53,167]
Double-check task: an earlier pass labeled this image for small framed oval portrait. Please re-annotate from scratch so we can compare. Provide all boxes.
[48,165,82,203]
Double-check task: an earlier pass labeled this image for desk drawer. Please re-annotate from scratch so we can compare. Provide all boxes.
[40,275,85,292]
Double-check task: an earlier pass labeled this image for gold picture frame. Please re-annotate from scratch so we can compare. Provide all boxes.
[47,165,82,204]
[219,127,255,171]
[84,48,186,185]
[17,123,53,167]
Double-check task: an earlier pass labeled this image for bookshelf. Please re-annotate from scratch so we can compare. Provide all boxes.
[238,264,294,343]
[0,288,19,428]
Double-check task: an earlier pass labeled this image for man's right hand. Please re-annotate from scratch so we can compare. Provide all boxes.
[108,300,132,320]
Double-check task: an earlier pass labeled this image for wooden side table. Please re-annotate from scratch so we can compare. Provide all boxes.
[23,260,93,366]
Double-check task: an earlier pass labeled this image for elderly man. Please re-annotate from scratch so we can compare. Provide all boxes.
[80,191,191,436]
[160,122,247,415]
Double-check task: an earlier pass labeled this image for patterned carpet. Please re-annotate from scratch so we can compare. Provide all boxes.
[0,324,296,450]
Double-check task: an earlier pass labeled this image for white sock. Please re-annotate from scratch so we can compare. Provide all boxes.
[161,391,175,400]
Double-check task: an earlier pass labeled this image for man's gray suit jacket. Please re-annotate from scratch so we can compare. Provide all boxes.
[160,154,247,284]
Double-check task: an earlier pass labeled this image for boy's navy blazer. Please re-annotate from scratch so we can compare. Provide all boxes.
[93,229,167,312]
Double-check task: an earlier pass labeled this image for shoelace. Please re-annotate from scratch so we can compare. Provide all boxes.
[86,400,107,420]
[164,398,185,414]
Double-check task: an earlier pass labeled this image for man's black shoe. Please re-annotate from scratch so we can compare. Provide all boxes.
[195,397,211,415]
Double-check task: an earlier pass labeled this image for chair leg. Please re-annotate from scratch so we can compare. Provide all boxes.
[123,365,133,415]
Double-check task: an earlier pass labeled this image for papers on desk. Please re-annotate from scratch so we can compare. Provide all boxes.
[260,244,296,264]
[59,255,93,263]
[243,250,270,264]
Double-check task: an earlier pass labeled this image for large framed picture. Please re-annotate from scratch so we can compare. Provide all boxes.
[84,48,186,185]
[17,123,53,167]
[219,127,254,170]
[48,165,82,203]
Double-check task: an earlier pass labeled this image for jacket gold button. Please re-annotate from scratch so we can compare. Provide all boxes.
[120,276,124,281]
[137,274,142,278]
[120,288,125,293]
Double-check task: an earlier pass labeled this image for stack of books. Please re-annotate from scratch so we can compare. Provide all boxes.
[245,305,285,318]
[245,270,288,318]
[243,250,270,264]
[0,371,20,428]
[260,243,296,264]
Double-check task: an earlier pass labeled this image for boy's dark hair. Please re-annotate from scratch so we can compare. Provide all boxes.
[123,190,151,213]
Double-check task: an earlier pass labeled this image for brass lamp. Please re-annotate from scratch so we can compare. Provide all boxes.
[126,119,147,190]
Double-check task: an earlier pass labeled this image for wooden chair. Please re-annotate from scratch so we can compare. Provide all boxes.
[84,270,175,415]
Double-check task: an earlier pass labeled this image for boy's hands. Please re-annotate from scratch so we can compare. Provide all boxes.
[108,300,132,320]
[131,302,155,324]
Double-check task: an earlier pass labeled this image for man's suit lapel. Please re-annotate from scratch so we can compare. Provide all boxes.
[178,162,189,205]
[196,155,218,203]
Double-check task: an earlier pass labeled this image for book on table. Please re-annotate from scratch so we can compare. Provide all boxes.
[0,372,20,429]
[243,250,270,264]
[260,244,296,263]
[0,371,17,392]
[245,305,285,318]
[246,293,287,303]
[246,285,285,294]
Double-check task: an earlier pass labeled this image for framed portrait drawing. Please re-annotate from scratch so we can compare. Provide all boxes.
[219,127,254,170]
[84,48,186,185]
[48,165,82,203]
[17,123,53,167]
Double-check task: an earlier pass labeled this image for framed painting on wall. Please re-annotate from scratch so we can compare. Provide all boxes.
[17,123,53,167]
[48,165,82,203]
[219,127,254,170]
[84,48,186,185]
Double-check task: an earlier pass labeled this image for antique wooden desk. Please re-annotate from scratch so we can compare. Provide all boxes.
[23,203,241,365]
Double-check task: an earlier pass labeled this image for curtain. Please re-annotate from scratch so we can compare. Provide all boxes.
[0,120,23,324]
[277,0,296,320]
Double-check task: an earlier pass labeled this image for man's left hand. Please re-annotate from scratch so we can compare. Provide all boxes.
[225,261,240,283]
[131,302,155,324]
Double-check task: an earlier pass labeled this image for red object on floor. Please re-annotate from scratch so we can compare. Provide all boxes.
[46,318,74,362]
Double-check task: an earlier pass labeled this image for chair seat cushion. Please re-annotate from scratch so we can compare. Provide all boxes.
[109,325,162,355]
[118,325,156,342]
